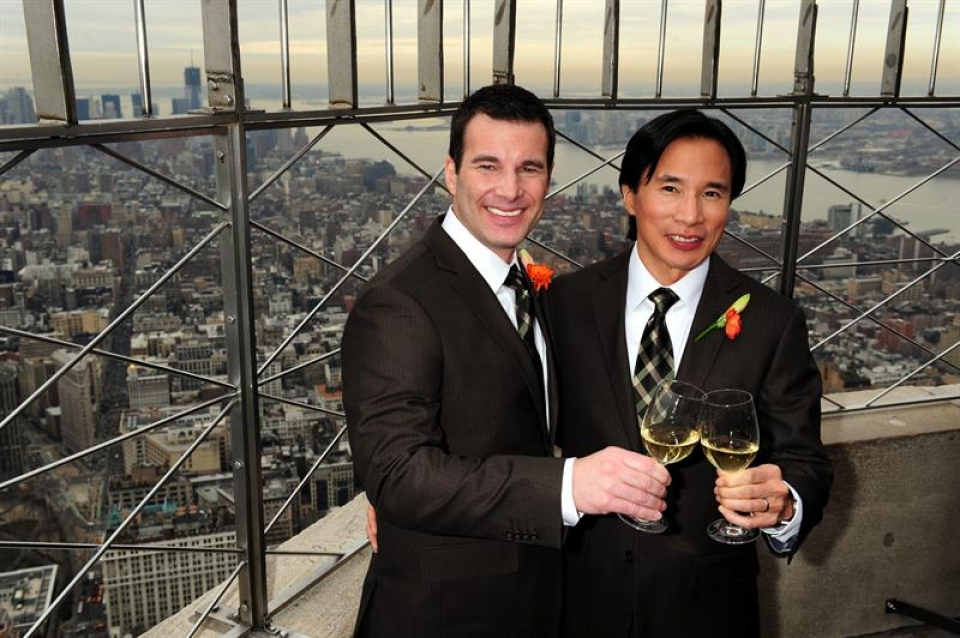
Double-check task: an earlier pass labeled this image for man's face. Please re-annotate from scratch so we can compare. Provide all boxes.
[624,136,732,285]
[444,113,550,263]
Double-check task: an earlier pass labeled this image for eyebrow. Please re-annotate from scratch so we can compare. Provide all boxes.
[656,173,730,192]
[469,155,546,169]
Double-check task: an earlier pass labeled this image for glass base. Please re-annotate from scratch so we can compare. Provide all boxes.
[707,518,759,545]
[618,512,667,534]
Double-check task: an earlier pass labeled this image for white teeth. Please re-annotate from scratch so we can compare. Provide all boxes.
[670,235,698,243]
[488,207,522,217]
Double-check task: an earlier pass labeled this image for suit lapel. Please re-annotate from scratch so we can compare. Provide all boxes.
[422,221,550,446]
[677,255,745,389]
[590,250,641,450]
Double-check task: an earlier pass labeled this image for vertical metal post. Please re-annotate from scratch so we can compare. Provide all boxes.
[22,0,76,123]
[201,0,268,629]
[553,0,563,97]
[492,0,516,85]
[133,0,154,117]
[927,0,946,96]
[779,0,817,298]
[279,0,291,109]
[385,0,395,103]
[327,0,359,108]
[881,0,907,98]
[419,0,444,99]
[842,0,860,97]
[655,0,668,98]
[463,0,471,98]
[750,0,766,97]
[602,0,620,98]
[700,0,721,99]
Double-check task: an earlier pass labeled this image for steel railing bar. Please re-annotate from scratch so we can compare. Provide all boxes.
[359,122,449,187]
[555,127,623,171]
[187,560,247,638]
[266,539,368,618]
[248,125,334,202]
[0,221,230,435]
[133,0,154,117]
[553,0,563,97]
[93,143,226,211]
[843,0,860,97]
[806,107,880,154]
[265,549,344,556]
[250,220,367,282]
[792,271,960,375]
[22,398,236,638]
[824,392,960,414]
[655,0,668,98]
[257,348,341,387]
[813,249,960,350]
[463,0,471,98]
[279,0,291,110]
[928,0,947,96]
[0,149,35,177]
[0,394,232,491]
[264,424,348,535]
[739,160,790,198]
[0,325,234,390]
[0,540,242,554]
[751,0,767,97]
[258,392,345,419]
[546,149,625,200]
[865,340,960,407]
[901,107,960,154]
[257,167,444,375]
[799,157,960,263]
[385,0,395,103]
[720,108,791,155]
[797,255,957,271]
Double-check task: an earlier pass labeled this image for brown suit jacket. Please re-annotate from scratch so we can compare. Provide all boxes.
[343,218,564,638]
[550,249,833,638]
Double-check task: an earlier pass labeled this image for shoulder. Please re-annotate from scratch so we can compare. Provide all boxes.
[551,251,628,297]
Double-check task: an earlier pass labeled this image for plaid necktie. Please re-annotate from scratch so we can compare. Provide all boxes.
[504,265,541,375]
[632,287,679,415]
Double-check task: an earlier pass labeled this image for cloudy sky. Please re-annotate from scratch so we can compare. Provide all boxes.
[1,0,957,100]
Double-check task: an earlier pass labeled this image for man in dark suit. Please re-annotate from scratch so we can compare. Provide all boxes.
[551,109,833,638]
[343,84,671,638]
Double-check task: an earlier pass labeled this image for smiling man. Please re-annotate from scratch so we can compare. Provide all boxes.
[343,84,670,638]
[550,109,833,638]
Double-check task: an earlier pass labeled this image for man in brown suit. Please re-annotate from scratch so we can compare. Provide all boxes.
[343,84,670,638]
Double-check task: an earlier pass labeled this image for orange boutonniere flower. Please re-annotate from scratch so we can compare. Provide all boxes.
[695,293,750,342]
[519,249,554,292]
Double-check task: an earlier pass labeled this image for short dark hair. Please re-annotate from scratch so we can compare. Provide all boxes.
[620,109,747,240]
[448,84,556,173]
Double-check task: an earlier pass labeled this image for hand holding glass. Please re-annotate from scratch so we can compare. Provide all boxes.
[619,379,704,533]
[700,388,760,544]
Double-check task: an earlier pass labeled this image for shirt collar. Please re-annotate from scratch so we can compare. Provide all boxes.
[441,207,515,292]
[626,245,710,312]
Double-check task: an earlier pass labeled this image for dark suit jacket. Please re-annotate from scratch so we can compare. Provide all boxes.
[549,249,833,638]
[343,218,564,638]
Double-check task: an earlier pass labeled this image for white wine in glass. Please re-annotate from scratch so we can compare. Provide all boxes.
[619,379,704,534]
[700,388,760,544]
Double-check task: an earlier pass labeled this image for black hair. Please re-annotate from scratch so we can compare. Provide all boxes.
[620,109,747,240]
[448,84,556,173]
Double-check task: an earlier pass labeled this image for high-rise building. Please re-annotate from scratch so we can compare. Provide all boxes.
[0,361,23,481]
[0,565,58,636]
[101,94,122,119]
[126,364,170,409]
[1,87,36,124]
[184,65,202,110]
[51,349,101,455]
[75,97,91,121]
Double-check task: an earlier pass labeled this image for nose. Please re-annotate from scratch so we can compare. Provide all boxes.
[496,169,522,200]
[674,193,703,225]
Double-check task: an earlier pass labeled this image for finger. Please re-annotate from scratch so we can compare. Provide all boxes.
[620,452,672,485]
[717,505,777,530]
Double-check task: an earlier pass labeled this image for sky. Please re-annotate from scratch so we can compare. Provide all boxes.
[0,0,957,100]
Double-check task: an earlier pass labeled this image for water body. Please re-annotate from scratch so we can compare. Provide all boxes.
[302,123,959,242]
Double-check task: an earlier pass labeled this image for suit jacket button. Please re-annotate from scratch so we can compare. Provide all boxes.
[625,551,634,564]
[505,532,514,541]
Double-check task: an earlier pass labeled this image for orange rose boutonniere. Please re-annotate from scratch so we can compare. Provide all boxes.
[695,293,751,342]
[519,249,554,292]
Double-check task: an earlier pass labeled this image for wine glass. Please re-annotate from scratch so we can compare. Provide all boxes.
[700,388,760,544]
[619,378,704,533]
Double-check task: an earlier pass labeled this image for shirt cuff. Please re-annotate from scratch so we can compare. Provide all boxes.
[761,481,803,553]
[561,457,583,526]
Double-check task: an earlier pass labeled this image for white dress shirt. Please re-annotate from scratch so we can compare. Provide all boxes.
[625,247,803,549]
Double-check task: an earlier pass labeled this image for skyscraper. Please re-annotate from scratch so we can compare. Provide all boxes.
[1,87,36,124]
[184,65,202,111]
[0,361,23,480]
[101,94,122,119]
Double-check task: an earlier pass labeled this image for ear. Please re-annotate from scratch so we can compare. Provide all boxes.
[443,156,458,197]
[621,184,637,217]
